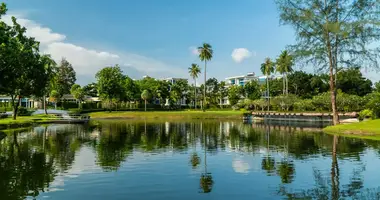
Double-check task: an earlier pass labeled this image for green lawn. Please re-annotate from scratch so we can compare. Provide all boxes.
[0,115,58,128]
[89,110,246,119]
[323,120,380,140]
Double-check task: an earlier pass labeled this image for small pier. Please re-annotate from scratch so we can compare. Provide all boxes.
[48,114,91,124]
[251,112,358,123]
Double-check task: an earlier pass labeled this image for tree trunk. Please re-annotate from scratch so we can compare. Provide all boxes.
[194,78,197,109]
[286,73,289,95]
[267,75,270,111]
[329,53,339,125]
[44,95,48,115]
[283,74,285,95]
[12,96,21,120]
[203,60,207,112]
[324,0,339,125]
[145,99,147,112]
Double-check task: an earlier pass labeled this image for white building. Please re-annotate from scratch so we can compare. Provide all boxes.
[222,73,282,105]
[225,72,258,87]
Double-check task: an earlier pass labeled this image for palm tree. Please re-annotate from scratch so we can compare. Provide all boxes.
[141,90,150,112]
[261,58,275,111]
[198,43,213,111]
[188,63,201,109]
[276,50,294,95]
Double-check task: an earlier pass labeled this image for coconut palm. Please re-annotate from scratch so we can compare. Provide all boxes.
[188,63,201,109]
[260,58,275,111]
[141,90,150,112]
[276,50,294,95]
[198,43,213,111]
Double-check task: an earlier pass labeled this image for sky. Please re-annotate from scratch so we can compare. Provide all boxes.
[2,0,379,85]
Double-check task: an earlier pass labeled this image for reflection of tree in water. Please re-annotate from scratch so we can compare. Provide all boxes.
[0,132,56,200]
[199,122,214,193]
[276,160,295,184]
[95,123,133,171]
[261,156,276,175]
[278,167,380,200]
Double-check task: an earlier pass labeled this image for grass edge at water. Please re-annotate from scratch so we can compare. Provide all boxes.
[323,119,380,140]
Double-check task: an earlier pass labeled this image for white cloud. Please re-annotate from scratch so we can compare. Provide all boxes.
[189,46,199,55]
[231,48,254,63]
[232,158,251,174]
[3,13,187,85]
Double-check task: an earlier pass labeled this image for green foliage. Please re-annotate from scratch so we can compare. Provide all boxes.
[83,82,98,97]
[96,65,125,102]
[141,90,151,101]
[0,4,52,119]
[374,82,380,93]
[244,81,261,100]
[17,107,32,116]
[365,92,380,118]
[293,99,315,112]
[51,58,76,97]
[170,79,189,106]
[271,94,298,111]
[228,85,244,106]
[336,67,373,96]
[252,99,267,111]
[198,43,213,62]
[70,84,85,108]
[359,109,374,121]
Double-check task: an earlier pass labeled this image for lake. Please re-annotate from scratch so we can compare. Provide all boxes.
[1,120,380,200]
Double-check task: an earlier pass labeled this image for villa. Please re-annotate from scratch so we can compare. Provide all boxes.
[222,72,282,105]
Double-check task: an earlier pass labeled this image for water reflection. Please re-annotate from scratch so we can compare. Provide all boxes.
[0,121,379,199]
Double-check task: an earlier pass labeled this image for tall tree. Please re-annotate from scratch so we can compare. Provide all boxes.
[52,58,76,97]
[83,83,98,97]
[261,58,275,111]
[276,0,380,125]
[336,67,372,96]
[39,55,57,114]
[188,63,201,108]
[141,90,150,112]
[198,43,213,111]
[276,50,294,95]
[95,65,125,111]
[0,5,49,119]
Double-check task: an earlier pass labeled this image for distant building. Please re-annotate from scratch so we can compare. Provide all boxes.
[225,72,258,87]
[0,96,37,109]
[222,73,282,105]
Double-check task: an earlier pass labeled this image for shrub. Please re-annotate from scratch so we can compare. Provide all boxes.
[17,107,32,116]
[271,94,298,111]
[365,92,380,118]
[358,109,373,121]
[294,99,315,111]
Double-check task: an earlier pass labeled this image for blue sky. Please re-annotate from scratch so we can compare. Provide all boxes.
[3,0,379,85]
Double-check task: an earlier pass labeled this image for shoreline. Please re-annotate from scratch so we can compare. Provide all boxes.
[323,119,380,140]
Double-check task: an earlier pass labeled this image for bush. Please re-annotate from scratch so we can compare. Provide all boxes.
[365,92,380,118]
[271,94,298,111]
[17,107,33,116]
[294,99,315,111]
[358,109,373,121]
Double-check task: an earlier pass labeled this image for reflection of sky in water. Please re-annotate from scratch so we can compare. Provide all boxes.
[3,122,380,200]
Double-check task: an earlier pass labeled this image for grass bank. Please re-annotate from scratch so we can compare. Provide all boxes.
[323,120,380,140]
[89,110,246,120]
[0,115,59,129]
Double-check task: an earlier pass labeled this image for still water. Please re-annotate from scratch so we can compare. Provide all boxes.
[1,120,380,200]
